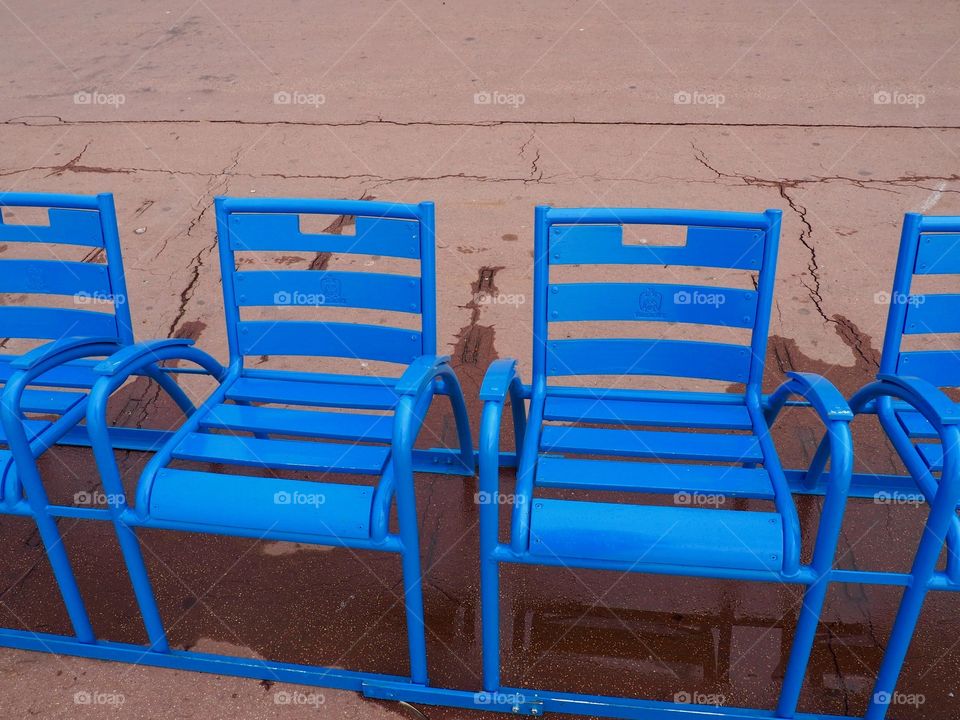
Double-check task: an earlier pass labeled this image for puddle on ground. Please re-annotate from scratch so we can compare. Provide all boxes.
[0,316,957,719]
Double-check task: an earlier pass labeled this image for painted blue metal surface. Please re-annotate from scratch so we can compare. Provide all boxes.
[0,194,953,720]
[479,205,858,719]
[71,196,475,691]
[843,212,960,720]
[0,193,137,644]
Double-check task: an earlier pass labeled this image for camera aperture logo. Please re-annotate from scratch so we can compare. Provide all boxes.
[873,90,925,108]
[274,490,326,508]
[873,691,924,708]
[674,290,725,308]
[873,291,924,307]
[674,90,725,108]
[274,90,326,108]
[74,490,125,507]
[473,90,525,108]
[74,690,125,706]
[273,290,326,306]
[474,691,527,707]
[674,490,726,508]
[73,90,125,109]
[674,691,726,706]
[74,290,126,306]
[874,490,924,507]
[474,491,525,506]
[274,690,325,707]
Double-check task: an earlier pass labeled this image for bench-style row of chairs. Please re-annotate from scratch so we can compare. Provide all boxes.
[0,191,957,720]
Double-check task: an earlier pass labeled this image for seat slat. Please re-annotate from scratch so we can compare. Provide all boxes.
[229,213,420,259]
[915,234,960,274]
[237,320,421,364]
[548,283,757,328]
[543,395,753,430]
[202,403,393,443]
[0,208,104,247]
[917,442,944,470]
[529,499,783,571]
[535,456,775,499]
[547,338,751,382]
[0,307,118,341]
[0,418,53,445]
[18,388,86,415]
[904,294,960,334]
[897,351,960,388]
[548,224,764,270]
[0,358,101,389]
[227,376,399,410]
[0,260,112,297]
[896,410,939,440]
[234,270,421,313]
[173,433,390,475]
[540,425,763,463]
[149,468,373,539]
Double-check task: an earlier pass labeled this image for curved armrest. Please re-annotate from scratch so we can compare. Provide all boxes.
[767,371,854,424]
[480,358,519,403]
[95,338,197,376]
[11,336,124,371]
[875,374,960,425]
[394,354,451,397]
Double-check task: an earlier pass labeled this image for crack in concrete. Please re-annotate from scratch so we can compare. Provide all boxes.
[9,115,960,130]
[2,161,552,186]
[164,148,241,338]
[43,140,92,177]
[692,142,960,197]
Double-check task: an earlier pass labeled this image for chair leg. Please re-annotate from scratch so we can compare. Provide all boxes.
[31,510,96,642]
[10,453,95,642]
[112,520,170,652]
[480,552,500,692]
[776,576,830,717]
[393,432,429,684]
[864,500,956,719]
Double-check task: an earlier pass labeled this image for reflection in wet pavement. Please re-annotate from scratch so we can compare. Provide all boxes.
[0,322,959,719]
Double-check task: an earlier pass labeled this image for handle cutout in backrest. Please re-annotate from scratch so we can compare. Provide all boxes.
[549,223,763,269]
[229,213,420,258]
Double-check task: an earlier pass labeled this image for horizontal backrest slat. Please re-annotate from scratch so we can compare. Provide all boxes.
[0,306,118,340]
[0,259,112,297]
[546,338,751,382]
[234,270,421,313]
[549,225,763,269]
[237,320,421,364]
[548,282,757,327]
[914,234,960,274]
[897,351,960,387]
[904,294,960,334]
[0,208,104,247]
[229,213,420,258]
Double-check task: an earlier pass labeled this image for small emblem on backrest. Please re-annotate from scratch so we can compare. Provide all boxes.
[638,289,662,316]
[25,266,47,292]
[320,276,344,304]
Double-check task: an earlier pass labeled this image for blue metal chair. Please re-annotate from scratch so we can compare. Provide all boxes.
[68,197,474,688]
[843,213,960,720]
[0,192,166,643]
[477,206,856,717]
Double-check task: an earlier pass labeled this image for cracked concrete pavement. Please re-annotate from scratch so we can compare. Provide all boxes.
[2,1,960,718]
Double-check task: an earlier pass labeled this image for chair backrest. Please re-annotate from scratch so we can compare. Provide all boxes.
[0,192,132,348]
[880,213,960,386]
[215,197,436,372]
[532,206,782,393]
